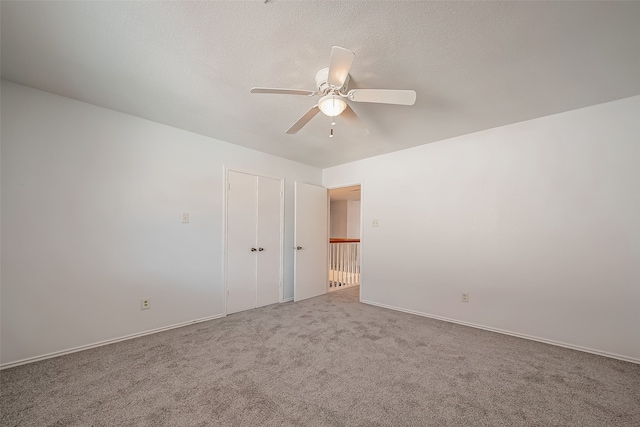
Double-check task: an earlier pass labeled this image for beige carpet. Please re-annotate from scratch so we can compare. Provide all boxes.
[1,286,639,426]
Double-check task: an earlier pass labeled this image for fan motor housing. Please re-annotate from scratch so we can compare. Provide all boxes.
[315,67,350,94]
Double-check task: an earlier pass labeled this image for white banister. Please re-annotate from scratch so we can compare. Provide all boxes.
[329,240,360,291]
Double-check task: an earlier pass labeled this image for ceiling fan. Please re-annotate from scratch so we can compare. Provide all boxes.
[250,46,417,136]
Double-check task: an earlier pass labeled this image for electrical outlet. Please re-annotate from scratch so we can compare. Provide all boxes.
[141,299,150,310]
[372,219,379,227]
[461,293,469,303]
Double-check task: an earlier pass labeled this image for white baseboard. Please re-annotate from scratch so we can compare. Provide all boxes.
[0,314,225,370]
[361,300,639,365]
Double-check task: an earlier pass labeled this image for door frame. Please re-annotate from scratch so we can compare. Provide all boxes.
[326,180,364,302]
[223,166,285,316]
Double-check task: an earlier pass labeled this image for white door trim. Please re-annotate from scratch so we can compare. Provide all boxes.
[326,180,364,302]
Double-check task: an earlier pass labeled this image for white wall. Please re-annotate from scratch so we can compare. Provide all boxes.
[330,200,360,239]
[346,200,361,239]
[324,95,640,362]
[330,200,348,238]
[3,80,639,366]
[0,81,322,366]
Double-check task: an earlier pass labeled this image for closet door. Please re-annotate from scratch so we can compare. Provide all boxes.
[256,176,281,307]
[227,171,257,314]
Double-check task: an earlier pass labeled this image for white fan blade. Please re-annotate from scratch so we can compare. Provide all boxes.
[251,87,316,96]
[327,46,355,88]
[347,89,416,105]
[341,104,369,136]
[286,106,321,134]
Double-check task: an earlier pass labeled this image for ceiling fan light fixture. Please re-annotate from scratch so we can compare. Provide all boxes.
[318,94,347,117]
[251,46,415,134]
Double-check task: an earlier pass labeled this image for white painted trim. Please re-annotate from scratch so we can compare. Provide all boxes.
[293,182,299,301]
[0,314,225,370]
[282,297,294,302]
[361,300,640,365]
[223,167,284,182]
[358,179,364,303]
[279,178,285,303]
[222,165,229,316]
[325,181,363,191]
[323,186,330,294]
[325,180,365,303]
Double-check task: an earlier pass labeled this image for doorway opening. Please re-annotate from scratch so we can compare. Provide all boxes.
[328,185,361,292]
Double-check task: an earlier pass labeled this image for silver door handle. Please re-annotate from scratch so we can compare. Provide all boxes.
[258,247,264,251]
[251,247,257,252]
[295,246,303,251]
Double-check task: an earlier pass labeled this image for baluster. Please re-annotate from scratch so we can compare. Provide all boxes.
[331,243,335,287]
[336,243,341,287]
[349,243,354,286]
[329,242,333,288]
[355,243,360,284]
[345,243,350,286]
[340,243,345,286]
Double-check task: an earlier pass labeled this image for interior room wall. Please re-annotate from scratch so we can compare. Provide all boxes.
[330,199,360,239]
[0,81,322,366]
[346,200,361,239]
[323,95,640,362]
[330,200,348,238]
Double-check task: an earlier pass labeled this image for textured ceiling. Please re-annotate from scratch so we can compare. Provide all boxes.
[2,1,640,168]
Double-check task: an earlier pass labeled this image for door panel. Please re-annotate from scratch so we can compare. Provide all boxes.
[227,171,257,314]
[256,176,281,307]
[294,182,328,301]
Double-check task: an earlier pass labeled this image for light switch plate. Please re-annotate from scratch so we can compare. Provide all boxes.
[182,213,189,223]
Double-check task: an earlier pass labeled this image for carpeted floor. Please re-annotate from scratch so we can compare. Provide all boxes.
[1,286,639,426]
